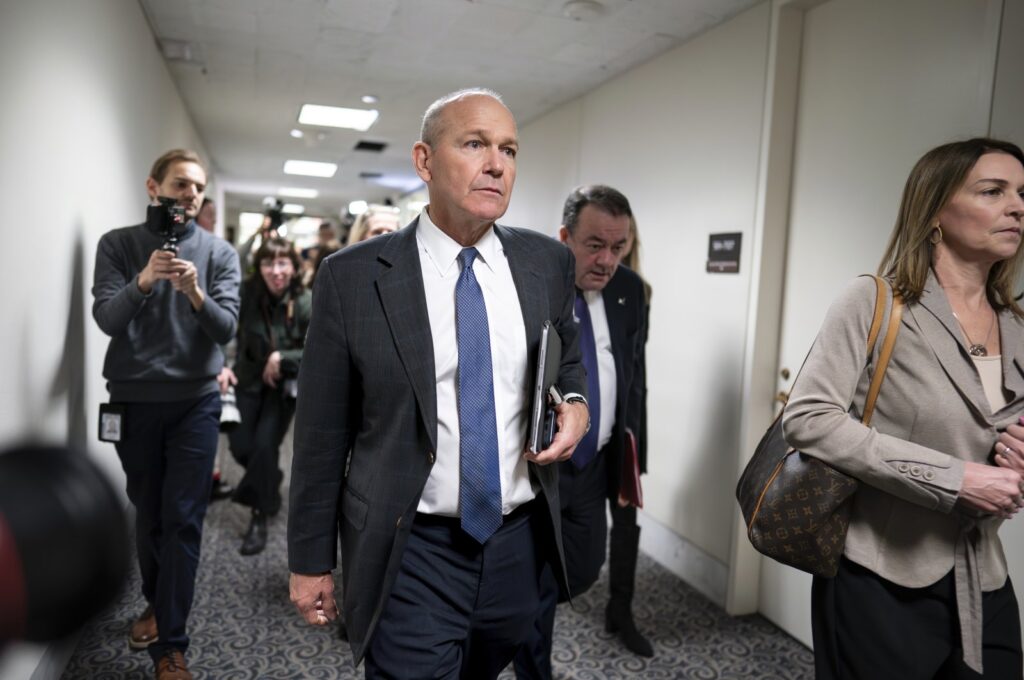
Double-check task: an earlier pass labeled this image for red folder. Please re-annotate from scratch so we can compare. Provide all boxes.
[619,428,643,508]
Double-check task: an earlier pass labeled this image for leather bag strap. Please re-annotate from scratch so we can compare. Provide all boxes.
[860,276,903,425]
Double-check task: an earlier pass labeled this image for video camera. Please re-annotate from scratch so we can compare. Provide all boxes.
[145,196,188,255]
[263,197,285,233]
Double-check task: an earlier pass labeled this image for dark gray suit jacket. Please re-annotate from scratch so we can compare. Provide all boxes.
[287,219,586,663]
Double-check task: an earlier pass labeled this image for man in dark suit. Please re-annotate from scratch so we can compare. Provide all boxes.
[287,88,590,680]
[515,185,651,680]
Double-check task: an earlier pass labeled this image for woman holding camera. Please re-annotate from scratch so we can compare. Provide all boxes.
[228,237,311,555]
[783,138,1024,678]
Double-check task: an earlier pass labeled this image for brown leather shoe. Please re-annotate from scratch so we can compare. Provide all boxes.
[129,605,158,650]
[155,650,192,680]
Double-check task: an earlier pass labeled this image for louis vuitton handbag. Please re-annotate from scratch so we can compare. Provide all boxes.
[736,276,903,577]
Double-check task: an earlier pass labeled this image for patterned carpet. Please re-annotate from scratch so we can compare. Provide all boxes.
[63,439,813,679]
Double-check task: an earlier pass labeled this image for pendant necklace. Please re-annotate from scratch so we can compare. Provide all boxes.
[952,308,995,357]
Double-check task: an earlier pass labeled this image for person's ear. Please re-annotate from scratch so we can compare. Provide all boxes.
[144,177,159,202]
[412,142,432,183]
[558,226,570,244]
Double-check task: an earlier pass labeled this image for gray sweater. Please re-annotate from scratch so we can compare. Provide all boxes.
[92,221,241,402]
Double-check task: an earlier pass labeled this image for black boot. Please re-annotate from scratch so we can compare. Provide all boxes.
[606,522,654,657]
[240,510,267,556]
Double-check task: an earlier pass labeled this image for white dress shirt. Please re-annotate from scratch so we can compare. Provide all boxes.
[415,209,536,516]
[580,288,617,451]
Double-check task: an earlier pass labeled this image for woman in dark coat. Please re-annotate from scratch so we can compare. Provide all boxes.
[229,237,311,555]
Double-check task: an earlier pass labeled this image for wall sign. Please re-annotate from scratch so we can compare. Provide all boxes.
[707,232,742,273]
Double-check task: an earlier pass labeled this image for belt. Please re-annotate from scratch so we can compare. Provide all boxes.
[414,498,538,529]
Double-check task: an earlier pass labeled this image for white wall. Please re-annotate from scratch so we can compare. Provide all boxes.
[0,0,208,676]
[506,2,772,598]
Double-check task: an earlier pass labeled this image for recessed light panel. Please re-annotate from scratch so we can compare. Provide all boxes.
[298,104,379,131]
[283,160,337,177]
[279,187,319,198]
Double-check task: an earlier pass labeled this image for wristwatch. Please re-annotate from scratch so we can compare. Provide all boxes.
[564,395,590,433]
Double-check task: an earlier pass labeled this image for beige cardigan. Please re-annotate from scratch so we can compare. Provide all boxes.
[783,272,1024,672]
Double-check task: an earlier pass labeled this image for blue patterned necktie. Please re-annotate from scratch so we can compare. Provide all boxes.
[573,293,601,469]
[456,248,503,544]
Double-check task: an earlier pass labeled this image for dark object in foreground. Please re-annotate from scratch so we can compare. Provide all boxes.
[0,443,129,643]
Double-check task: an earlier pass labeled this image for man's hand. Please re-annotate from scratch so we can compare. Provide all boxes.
[137,250,178,294]
[169,257,205,310]
[217,366,238,395]
[524,400,589,466]
[289,572,338,626]
[262,351,282,388]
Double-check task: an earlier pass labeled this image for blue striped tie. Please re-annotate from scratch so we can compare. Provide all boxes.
[456,248,503,544]
[572,293,601,469]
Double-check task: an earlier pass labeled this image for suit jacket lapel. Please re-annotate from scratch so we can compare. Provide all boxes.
[999,309,1024,407]
[376,219,438,451]
[913,270,992,419]
[495,225,545,352]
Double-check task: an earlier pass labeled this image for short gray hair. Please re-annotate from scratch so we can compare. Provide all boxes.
[419,88,508,146]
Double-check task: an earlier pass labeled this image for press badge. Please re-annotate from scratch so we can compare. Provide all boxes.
[98,403,126,443]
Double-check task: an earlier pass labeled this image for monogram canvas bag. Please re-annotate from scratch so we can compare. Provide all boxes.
[736,275,903,577]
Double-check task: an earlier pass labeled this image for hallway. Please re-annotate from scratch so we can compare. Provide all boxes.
[62,443,813,679]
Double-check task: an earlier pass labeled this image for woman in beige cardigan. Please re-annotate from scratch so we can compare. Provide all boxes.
[783,138,1024,679]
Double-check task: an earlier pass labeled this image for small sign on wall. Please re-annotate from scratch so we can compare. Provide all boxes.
[707,232,742,273]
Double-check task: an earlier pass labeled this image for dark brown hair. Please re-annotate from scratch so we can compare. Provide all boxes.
[149,149,205,183]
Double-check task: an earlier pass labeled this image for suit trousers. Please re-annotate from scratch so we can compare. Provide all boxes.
[813,556,1022,679]
[228,387,294,515]
[113,392,220,662]
[513,452,608,680]
[364,501,544,680]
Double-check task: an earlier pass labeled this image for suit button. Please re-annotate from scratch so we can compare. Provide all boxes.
[428,450,435,464]
[910,465,922,477]
[898,463,910,473]
[923,470,935,481]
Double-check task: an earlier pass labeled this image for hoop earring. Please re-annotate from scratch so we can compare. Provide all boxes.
[929,225,943,245]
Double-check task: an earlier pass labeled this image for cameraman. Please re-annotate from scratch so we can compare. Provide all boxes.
[92,149,241,680]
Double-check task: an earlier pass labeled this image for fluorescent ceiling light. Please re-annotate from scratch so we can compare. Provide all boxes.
[348,200,368,215]
[282,203,305,215]
[283,160,337,177]
[299,104,379,131]
[290,129,304,138]
[278,187,319,199]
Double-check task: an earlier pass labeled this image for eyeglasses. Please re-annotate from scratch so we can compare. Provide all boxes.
[259,259,293,271]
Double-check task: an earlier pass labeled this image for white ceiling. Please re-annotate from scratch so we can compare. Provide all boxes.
[140,0,761,220]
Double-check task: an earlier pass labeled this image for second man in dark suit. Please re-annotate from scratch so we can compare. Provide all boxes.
[287,88,590,679]
[515,185,652,680]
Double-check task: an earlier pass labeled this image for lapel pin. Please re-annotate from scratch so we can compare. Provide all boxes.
[618,297,626,305]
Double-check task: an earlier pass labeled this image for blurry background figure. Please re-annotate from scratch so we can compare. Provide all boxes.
[228,238,311,556]
[0,444,128,646]
[623,215,653,306]
[195,198,216,233]
[302,220,342,288]
[237,199,285,274]
[344,204,400,246]
[196,195,238,502]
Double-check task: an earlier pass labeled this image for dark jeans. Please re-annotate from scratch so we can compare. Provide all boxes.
[228,387,295,515]
[813,556,1023,679]
[113,391,221,662]
[365,502,544,680]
